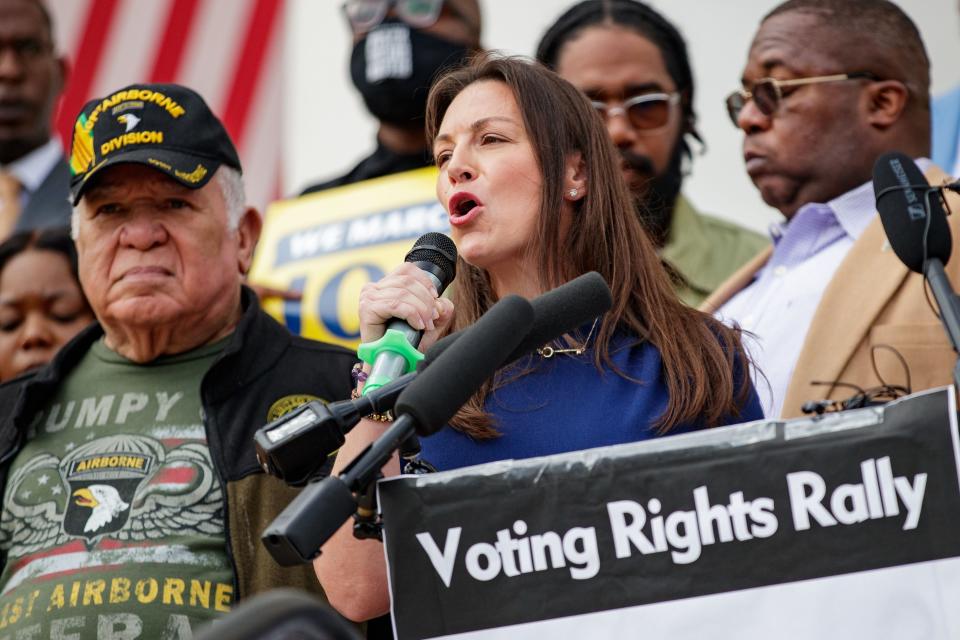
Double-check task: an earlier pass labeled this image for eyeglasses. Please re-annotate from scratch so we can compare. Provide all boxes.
[342,0,470,33]
[0,37,53,63]
[590,92,681,133]
[725,72,879,125]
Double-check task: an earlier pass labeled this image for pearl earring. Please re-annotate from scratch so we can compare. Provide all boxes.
[568,188,578,198]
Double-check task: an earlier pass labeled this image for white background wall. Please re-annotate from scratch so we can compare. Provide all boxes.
[283,0,960,233]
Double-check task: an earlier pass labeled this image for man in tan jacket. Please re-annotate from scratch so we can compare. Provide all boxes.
[704,0,960,419]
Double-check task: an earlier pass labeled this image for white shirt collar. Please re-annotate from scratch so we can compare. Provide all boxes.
[826,180,875,241]
[1,138,63,193]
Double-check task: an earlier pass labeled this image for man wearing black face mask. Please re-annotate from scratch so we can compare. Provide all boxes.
[301,0,481,194]
[538,0,767,306]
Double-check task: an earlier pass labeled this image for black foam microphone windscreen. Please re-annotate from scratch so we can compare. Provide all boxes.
[422,272,613,367]
[873,152,952,273]
[395,295,534,436]
[502,271,612,363]
[405,232,458,288]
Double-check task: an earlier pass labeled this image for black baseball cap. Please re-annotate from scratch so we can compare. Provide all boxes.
[68,83,242,204]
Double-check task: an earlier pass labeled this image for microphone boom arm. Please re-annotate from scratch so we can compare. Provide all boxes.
[924,258,960,390]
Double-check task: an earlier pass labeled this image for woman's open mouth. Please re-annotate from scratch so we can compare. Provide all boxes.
[448,192,484,226]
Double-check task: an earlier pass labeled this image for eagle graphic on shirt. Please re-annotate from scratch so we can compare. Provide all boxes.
[0,434,222,551]
[72,484,130,533]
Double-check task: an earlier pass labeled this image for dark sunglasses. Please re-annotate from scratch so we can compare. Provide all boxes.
[590,92,681,133]
[342,0,470,33]
[0,37,52,62]
[725,72,879,125]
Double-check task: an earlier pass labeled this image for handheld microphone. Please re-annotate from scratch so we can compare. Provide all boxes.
[358,233,457,394]
[872,152,952,273]
[261,295,534,565]
[872,152,960,388]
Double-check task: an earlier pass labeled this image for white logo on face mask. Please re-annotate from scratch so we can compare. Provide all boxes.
[365,23,413,82]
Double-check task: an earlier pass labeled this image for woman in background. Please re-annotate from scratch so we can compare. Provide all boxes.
[0,228,94,382]
[316,54,762,621]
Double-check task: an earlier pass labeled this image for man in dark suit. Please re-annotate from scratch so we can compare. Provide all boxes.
[0,0,70,237]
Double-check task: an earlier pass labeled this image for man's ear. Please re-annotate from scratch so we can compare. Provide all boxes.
[236,207,262,275]
[55,54,69,95]
[563,151,587,201]
[48,55,69,132]
[864,80,910,129]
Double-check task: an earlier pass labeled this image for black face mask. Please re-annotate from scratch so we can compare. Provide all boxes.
[350,20,471,127]
[621,142,685,247]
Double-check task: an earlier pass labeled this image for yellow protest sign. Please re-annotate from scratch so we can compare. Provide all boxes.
[249,167,448,350]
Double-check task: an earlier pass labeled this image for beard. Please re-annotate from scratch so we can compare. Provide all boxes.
[620,144,685,247]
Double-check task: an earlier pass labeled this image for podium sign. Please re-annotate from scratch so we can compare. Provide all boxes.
[379,388,960,639]
[249,168,447,349]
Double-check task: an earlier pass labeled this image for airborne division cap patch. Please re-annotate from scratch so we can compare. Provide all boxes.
[68,83,242,204]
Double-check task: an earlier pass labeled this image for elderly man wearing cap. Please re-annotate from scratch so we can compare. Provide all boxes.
[0,83,356,637]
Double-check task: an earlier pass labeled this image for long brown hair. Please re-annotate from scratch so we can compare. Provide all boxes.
[425,54,753,438]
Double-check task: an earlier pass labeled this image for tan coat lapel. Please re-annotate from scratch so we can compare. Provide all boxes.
[781,164,959,416]
[698,245,772,313]
[700,165,959,418]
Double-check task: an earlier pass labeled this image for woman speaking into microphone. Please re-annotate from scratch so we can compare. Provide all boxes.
[315,54,762,621]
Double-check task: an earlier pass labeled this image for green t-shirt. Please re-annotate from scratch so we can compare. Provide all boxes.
[662,194,769,307]
[0,338,235,639]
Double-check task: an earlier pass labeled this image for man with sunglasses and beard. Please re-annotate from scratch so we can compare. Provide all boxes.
[537,0,767,307]
[300,0,481,194]
[704,0,960,420]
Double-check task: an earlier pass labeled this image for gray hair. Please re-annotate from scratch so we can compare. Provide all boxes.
[217,166,247,230]
[71,165,248,238]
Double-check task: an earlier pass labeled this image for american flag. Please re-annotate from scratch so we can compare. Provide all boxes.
[47,0,285,211]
